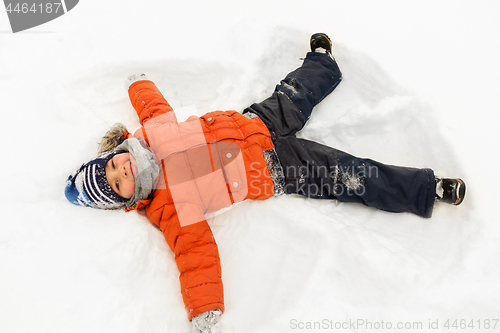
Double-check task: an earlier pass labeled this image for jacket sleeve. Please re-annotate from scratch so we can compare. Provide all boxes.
[147,191,225,321]
[128,80,177,125]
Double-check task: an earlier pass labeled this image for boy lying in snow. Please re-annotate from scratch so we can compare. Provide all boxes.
[65,33,466,332]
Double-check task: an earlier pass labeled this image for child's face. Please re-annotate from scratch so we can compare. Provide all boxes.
[105,153,136,199]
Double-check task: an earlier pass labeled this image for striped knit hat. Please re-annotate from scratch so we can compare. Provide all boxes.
[65,151,128,209]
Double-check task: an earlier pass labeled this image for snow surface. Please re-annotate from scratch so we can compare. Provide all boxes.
[1,1,500,332]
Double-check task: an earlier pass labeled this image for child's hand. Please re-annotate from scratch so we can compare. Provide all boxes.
[125,73,148,88]
[192,309,222,333]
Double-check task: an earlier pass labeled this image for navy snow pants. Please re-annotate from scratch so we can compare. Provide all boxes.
[243,52,436,218]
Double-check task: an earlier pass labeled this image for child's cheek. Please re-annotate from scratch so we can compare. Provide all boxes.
[124,181,136,198]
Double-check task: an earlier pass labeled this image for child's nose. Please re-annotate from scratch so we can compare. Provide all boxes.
[121,165,128,178]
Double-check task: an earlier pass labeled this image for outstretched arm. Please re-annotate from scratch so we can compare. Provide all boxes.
[127,75,177,125]
[147,189,225,322]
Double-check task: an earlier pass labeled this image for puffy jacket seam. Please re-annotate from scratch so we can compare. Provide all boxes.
[133,90,151,123]
[175,241,217,257]
[187,282,220,290]
[206,124,271,138]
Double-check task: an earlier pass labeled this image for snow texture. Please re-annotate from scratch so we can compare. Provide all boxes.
[1,1,500,332]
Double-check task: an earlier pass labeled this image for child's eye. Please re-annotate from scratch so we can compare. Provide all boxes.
[112,160,115,169]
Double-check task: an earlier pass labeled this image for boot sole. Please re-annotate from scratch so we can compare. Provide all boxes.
[452,178,466,205]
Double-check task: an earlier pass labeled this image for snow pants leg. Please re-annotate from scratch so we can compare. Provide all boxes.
[244,52,436,218]
[244,52,343,137]
[273,136,436,218]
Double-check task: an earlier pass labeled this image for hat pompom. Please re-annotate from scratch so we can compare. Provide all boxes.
[64,168,92,207]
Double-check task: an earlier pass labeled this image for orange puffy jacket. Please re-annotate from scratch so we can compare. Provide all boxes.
[126,80,275,320]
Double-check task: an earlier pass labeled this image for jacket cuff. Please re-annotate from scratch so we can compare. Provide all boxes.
[188,303,225,321]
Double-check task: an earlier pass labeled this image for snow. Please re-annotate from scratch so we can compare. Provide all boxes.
[1,0,500,332]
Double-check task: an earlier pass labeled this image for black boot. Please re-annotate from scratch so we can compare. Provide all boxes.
[435,178,466,205]
[310,33,334,59]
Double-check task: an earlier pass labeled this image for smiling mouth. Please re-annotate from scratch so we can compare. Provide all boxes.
[129,155,138,181]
